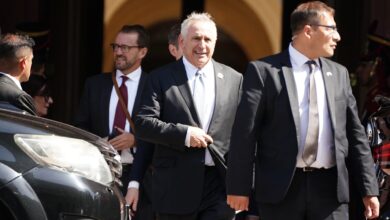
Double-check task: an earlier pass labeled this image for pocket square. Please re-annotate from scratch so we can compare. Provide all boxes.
[217,72,224,79]
[326,72,332,76]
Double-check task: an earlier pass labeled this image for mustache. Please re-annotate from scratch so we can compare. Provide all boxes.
[115,55,126,60]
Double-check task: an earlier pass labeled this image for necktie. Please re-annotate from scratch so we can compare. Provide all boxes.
[193,70,206,126]
[193,70,214,166]
[113,75,129,132]
[302,61,319,166]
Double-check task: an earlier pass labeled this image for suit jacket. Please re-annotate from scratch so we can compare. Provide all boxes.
[134,58,243,214]
[74,71,147,137]
[0,74,36,115]
[226,50,379,204]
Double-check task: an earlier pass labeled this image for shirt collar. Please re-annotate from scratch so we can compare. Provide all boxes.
[183,56,214,79]
[288,43,319,68]
[115,66,142,82]
[0,72,22,89]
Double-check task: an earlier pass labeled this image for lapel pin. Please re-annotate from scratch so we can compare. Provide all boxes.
[326,72,332,76]
[217,72,224,79]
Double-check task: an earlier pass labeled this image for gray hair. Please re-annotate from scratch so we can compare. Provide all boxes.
[181,12,217,39]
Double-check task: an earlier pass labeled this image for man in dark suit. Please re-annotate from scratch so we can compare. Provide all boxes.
[74,24,153,219]
[134,12,242,220]
[0,33,36,115]
[124,22,184,216]
[226,1,379,220]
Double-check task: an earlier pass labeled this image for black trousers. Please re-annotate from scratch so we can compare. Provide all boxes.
[258,167,348,220]
[156,166,235,220]
[120,164,155,220]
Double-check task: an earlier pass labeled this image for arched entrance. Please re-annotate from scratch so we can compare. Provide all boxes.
[103,0,282,73]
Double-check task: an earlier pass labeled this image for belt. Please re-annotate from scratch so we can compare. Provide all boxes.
[296,166,335,172]
[296,167,323,172]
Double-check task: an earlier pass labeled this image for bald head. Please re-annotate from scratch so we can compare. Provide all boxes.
[0,34,35,72]
[0,33,35,81]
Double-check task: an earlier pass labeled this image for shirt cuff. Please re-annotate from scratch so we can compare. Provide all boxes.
[128,181,140,189]
[185,127,191,147]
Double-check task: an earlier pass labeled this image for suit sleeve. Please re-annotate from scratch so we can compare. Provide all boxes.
[344,67,379,197]
[129,139,154,182]
[226,62,265,196]
[134,72,188,151]
[17,93,37,116]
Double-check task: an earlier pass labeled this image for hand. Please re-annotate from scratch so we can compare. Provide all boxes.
[227,195,249,211]
[189,126,213,148]
[125,188,139,214]
[362,196,379,219]
[108,127,136,150]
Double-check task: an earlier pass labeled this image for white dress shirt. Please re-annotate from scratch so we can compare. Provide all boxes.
[289,44,335,169]
[109,67,141,164]
[183,57,216,166]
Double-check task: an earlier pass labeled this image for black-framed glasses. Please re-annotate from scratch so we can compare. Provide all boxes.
[36,94,51,103]
[310,24,338,32]
[36,87,51,103]
[110,43,143,53]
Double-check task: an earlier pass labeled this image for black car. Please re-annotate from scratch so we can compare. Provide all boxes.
[0,104,127,220]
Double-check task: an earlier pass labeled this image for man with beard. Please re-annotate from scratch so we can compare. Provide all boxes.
[74,24,153,219]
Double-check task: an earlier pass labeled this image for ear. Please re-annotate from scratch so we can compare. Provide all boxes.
[303,24,313,38]
[138,47,148,59]
[178,34,184,49]
[18,57,27,71]
[168,44,177,58]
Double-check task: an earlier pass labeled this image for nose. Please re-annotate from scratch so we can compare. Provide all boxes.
[198,39,206,48]
[113,46,123,55]
[48,97,53,104]
[114,49,123,55]
[333,30,341,42]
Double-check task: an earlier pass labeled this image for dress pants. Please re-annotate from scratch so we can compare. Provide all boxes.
[156,166,235,220]
[120,164,155,220]
[258,167,348,220]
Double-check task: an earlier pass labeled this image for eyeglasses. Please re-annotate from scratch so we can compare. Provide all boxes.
[36,88,51,103]
[310,24,338,33]
[35,95,51,103]
[37,95,51,102]
[110,43,143,53]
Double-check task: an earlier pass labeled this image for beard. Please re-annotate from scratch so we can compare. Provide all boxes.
[114,55,135,71]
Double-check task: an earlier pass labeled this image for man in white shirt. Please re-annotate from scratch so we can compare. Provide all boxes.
[133,12,243,220]
[74,24,153,220]
[226,1,379,220]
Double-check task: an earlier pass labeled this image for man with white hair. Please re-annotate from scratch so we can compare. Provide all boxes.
[134,12,242,220]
